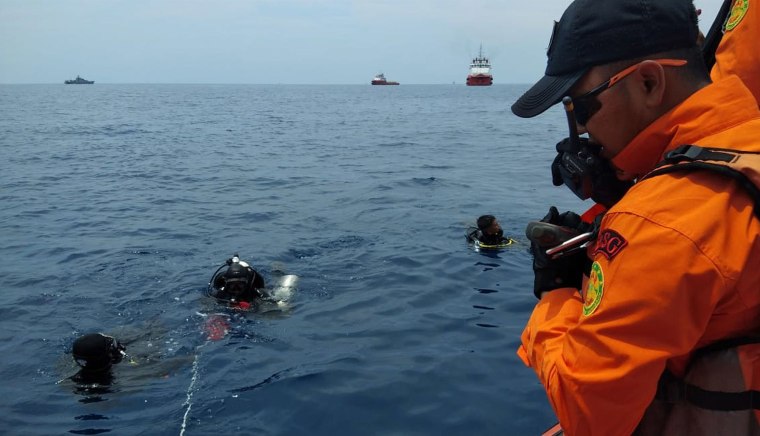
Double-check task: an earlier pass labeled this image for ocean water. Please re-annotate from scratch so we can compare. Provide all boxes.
[0,84,587,435]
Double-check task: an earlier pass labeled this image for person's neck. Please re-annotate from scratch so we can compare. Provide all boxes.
[656,76,711,121]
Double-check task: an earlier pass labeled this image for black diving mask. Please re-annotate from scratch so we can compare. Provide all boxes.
[222,277,249,296]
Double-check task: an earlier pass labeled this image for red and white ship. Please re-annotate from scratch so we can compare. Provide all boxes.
[371,73,399,85]
[466,45,493,86]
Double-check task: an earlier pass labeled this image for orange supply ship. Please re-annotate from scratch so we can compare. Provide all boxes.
[466,45,493,86]
[371,73,399,85]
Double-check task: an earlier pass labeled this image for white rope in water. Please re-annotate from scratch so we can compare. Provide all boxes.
[179,343,205,436]
[181,314,217,436]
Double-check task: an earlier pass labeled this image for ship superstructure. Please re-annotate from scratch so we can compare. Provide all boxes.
[466,46,493,86]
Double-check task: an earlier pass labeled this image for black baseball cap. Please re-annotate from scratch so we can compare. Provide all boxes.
[511,0,700,118]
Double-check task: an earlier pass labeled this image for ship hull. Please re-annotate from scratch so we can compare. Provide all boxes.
[65,78,94,84]
[466,74,493,86]
[371,81,399,85]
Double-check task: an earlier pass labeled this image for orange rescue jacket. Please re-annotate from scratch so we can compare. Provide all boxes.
[518,76,760,435]
[710,0,760,105]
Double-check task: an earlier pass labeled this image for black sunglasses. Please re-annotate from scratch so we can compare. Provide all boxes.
[572,59,687,125]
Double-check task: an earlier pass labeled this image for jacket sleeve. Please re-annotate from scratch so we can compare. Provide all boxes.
[517,212,723,435]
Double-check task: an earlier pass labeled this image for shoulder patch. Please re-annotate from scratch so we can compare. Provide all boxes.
[592,229,628,261]
[725,0,749,31]
[583,261,604,316]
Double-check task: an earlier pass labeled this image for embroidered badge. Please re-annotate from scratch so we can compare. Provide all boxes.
[725,0,749,31]
[583,262,604,316]
[592,229,628,261]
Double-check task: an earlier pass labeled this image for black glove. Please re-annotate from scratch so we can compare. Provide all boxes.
[540,205,591,233]
[531,207,591,299]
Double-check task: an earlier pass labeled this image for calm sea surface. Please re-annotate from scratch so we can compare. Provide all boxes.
[0,84,587,435]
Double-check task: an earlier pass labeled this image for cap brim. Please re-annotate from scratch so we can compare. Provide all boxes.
[511,69,586,118]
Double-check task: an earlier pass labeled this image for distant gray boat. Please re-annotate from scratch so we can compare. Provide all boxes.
[65,75,94,84]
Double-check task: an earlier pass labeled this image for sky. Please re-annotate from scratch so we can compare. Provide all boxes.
[0,0,725,85]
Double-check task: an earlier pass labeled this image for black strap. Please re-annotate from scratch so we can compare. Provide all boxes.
[656,337,760,411]
[702,0,734,71]
[662,144,742,163]
[691,336,760,362]
[684,384,760,411]
[647,145,760,219]
[656,372,760,411]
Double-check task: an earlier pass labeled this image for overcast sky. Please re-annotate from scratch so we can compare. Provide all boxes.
[0,0,724,84]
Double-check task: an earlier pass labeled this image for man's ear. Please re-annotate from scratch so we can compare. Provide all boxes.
[634,60,667,107]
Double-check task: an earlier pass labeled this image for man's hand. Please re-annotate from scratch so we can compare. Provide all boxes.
[531,207,591,299]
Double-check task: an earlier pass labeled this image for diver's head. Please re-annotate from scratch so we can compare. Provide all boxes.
[72,333,126,372]
[477,215,502,236]
[210,255,267,303]
[222,261,255,297]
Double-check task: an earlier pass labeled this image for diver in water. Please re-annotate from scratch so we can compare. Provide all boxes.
[204,254,299,340]
[71,332,127,384]
[208,254,267,309]
[467,215,513,247]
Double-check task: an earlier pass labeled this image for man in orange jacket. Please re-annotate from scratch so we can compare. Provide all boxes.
[710,0,760,104]
[511,0,760,434]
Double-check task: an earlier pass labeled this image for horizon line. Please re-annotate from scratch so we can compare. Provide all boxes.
[0,82,530,86]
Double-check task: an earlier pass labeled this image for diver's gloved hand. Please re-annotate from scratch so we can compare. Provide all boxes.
[531,206,590,299]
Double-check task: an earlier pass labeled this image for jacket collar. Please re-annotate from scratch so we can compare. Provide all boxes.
[611,75,760,179]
